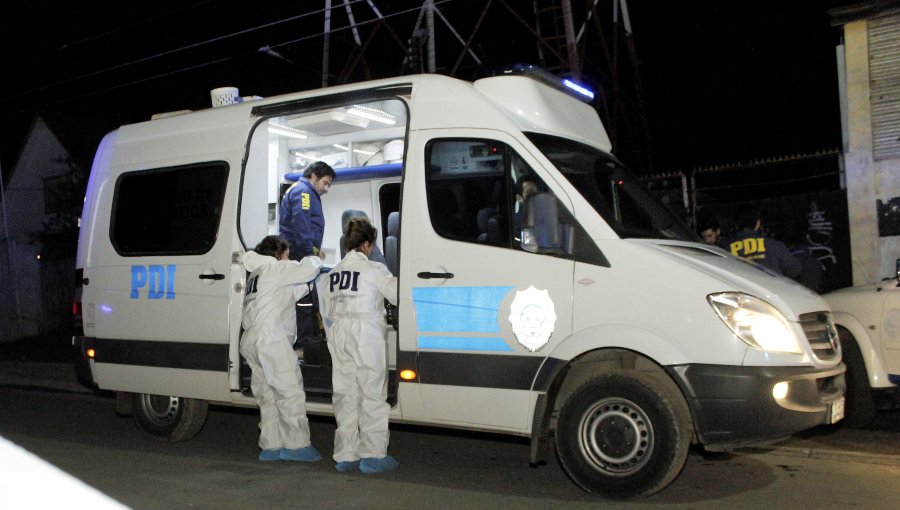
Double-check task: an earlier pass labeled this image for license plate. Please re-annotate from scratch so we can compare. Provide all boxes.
[830,396,845,424]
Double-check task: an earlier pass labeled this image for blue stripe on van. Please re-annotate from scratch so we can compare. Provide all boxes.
[417,336,513,352]
[412,286,515,333]
[284,163,402,183]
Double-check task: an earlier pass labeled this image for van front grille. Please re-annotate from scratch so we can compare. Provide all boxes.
[799,311,839,360]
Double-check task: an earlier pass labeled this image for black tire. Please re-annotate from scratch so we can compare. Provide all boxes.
[838,329,876,429]
[132,393,208,442]
[555,371,692,499]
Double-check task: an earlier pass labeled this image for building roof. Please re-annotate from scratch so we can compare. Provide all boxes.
[8,112,118,183]
[830,1,900,26]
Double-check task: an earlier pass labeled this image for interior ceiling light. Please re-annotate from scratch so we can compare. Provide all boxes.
[347,105,396,125]
[269,123,308,139]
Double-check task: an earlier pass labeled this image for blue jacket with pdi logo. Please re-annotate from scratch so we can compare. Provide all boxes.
[279,177,324,259]
[725,229,802,278]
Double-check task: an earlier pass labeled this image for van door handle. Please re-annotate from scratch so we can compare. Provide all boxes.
[417,272,454,279]
[199,273,226,280]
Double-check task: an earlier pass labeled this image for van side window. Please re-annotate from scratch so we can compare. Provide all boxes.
[110,162,228,255]
[426,139,607,265]
[511,157,604,264]
[426,139,510,245]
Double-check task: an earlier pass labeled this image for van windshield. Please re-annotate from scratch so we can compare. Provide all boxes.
[526,132,698,241]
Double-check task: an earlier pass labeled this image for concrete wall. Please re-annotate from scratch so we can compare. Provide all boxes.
[841,20,900,284]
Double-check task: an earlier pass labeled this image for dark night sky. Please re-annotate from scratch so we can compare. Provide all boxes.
[0,0,860,174]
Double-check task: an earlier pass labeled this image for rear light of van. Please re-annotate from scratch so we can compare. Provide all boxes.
[74,268,84,336]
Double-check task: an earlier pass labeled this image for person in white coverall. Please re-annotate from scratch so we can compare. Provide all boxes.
[241,235,324,462]
[317,217,399,474]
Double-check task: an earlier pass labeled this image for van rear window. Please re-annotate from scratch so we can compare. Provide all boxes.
[110,162,228,256]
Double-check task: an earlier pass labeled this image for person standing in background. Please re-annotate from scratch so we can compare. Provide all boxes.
[279,161,336,260]
[697,214,725,248]
[279,161,336,358]
[725,206,802,279]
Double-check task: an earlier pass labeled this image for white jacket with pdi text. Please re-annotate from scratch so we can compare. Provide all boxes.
[241,251,323,337]
[317,250,398,327]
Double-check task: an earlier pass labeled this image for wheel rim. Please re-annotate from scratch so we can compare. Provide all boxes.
[138,394,180,426]
[577,397,654,476]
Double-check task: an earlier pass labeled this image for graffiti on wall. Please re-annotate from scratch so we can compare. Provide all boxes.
[806,202,837,266]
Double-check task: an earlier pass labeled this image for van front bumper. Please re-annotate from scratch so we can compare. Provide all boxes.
[668,363,846,451]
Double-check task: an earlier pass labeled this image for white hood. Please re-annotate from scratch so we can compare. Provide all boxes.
[638,240,828,320]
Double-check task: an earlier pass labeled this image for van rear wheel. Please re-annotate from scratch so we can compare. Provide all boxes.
[132,393,208,442]
[555,372,691,499]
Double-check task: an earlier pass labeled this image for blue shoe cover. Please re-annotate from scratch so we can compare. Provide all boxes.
[335,460,361,472]
[359,455,399,474]
[279,445,322,462]
[258,448,282,461]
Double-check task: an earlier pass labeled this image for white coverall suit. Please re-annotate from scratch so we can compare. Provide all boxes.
[241,251,323,451]
[316,250,398,463]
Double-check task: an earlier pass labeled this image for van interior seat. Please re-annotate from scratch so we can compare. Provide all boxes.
[385,211,400,276]
[476,207,501,244]
[340,209,387,265]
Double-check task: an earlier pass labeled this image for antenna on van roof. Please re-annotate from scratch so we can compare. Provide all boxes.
[208,87,263,109]
[211,87,241,108]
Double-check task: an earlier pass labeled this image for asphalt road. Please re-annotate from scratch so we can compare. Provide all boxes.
[3,335,900,508]
[3,384,900,510]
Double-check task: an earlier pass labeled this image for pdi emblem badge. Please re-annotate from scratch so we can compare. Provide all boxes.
[508,286,557,352]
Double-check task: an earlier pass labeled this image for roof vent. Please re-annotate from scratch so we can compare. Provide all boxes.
[211,87,241,108]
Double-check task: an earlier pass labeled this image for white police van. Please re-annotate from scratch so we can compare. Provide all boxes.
[73,67,845,498]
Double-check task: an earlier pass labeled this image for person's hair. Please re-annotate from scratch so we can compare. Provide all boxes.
[343,217,377,252]
[734,206,761,231]
[303,161,336,181]
[254,235,290,259]
[696,214,720,233]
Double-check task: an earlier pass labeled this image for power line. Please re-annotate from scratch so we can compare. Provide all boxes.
[0,0,453,118]
[1,1,368,105]
[52,1,215,54]
[1,1,454,116]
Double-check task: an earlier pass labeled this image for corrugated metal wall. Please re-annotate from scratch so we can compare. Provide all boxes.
[868,13,900,161]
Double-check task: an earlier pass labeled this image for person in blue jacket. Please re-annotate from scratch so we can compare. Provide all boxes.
[279,161,336,260]
[280,161,336,359]
[725,206,802,279]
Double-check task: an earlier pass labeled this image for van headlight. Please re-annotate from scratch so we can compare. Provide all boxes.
[708,292,802,354]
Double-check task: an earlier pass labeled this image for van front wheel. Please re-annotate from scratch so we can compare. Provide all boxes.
[555,372,691,499]
[838,329,876,428]
[132,393,208,442]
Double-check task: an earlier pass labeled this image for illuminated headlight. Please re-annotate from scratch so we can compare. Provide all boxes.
[708,292,802,354]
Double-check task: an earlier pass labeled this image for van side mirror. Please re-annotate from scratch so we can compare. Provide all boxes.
[896,258,899,284]
[521,192,572,255]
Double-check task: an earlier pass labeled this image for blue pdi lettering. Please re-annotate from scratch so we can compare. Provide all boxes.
[328,270,360,292]
[131,265,176,299]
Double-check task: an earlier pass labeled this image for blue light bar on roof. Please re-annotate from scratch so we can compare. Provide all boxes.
[497,64,596,103]
[563,79,595,100]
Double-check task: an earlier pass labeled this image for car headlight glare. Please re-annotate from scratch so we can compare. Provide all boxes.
[708,292,802,354]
